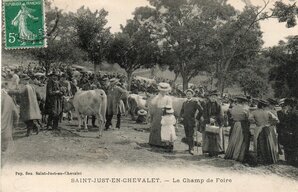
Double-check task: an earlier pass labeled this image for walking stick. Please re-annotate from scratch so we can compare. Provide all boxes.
[221,126,225,153]
[195,123,199,154]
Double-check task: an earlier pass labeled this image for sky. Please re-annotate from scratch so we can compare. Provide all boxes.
[52,0,298,48]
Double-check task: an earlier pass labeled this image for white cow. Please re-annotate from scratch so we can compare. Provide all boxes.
[71,89,107,137]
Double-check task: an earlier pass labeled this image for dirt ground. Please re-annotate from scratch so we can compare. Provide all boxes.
[3,114,298,183]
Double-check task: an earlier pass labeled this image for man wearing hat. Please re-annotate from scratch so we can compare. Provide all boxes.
[201,90,225,156]
[45,71,64,131]
[8,75,42,136]
[8,69,20,90]
[105,78,128,130]
[180,89,203,155]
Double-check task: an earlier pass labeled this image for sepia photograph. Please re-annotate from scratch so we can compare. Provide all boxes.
[1,0,298,191]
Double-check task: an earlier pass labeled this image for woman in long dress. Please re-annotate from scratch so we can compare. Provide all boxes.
[149,83,173,151]
[249,99,279,164]
[225,96,250,162]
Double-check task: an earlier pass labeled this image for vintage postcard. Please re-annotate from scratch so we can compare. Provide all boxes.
[1,0,298,192]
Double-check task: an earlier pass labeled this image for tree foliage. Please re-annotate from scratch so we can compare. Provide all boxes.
[28,1,82,75]
[268,35,298,98]
[107,19,160,90]
[73,6,112,71]
[134,0,237,90]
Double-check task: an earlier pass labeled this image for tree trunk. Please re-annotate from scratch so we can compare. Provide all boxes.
[45,62,50,76]
[182,73,189,91]
[126,71,133,91]
[150,67,155,79]
[221,78,225,96]
[93,62,97,73]
[210,74,214,90]
[173,72,179,83]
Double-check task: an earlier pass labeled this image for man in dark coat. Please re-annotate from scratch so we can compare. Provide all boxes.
[105,78,128,130]
[180,89,203,155]
[45,72,64,131]
[201,90,224,156]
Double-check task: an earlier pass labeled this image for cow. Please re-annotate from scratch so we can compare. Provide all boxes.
[64,89,107,137]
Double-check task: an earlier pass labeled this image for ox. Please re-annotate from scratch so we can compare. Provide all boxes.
[64,89,107,137]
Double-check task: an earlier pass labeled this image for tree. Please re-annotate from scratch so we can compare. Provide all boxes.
[235,68,269,97]
[28,2,83,75]
[107,19,160,90]
[135,0,236,91]
[73,6,111,72]
[268,36,298,98]
[209,0,298,94]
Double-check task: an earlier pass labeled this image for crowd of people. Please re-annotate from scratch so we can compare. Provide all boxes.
[148,83,298,167]
[1,64,298,168]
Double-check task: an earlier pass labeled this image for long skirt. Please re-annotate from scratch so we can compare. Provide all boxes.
[256,126,278,164]
[202,126,224,156]
[225,121,250,162]
[149,107,170,148]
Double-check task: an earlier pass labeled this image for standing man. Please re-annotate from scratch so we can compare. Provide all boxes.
[9,69,20,90]
[45,71,64,131]
[180,89,203,155]
[8,75,42,136]
[105,78,128,130]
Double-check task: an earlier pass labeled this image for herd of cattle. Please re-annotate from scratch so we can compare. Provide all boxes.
[55,87,230,137]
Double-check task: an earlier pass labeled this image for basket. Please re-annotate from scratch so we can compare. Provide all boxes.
[205,124,220,134]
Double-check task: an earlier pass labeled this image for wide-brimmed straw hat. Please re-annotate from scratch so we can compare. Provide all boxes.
[109,78,119,84]
[208,90,219,96]
[185,89,195,95]
[258,99,269,106]
[235,95,248,102]
[137,109,148,116]
[158,82,171,92]
[164,104,174,114]
[267,98,279,105]
[279,98,285,105]
[48,71,60,77]
[165,108,174,114]
[21,75,31,81]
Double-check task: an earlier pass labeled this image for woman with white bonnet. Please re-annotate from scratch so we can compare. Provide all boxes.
[149,82,173,151]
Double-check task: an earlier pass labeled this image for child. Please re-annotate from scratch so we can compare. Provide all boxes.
[136,109,147,124]
[161,105,177,151]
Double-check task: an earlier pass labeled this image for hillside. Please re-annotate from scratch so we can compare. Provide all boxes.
[2,51,249,95]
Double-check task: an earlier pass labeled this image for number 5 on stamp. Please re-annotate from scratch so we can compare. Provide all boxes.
[3,0,47,49]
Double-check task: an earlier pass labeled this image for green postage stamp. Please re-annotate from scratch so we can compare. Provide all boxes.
[3,0,46,49]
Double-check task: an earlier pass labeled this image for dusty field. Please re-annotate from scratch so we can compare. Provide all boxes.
[3,115,298,183]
